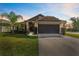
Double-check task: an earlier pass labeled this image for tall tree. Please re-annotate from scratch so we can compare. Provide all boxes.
[1,11,23,33]
[70,17,79,31]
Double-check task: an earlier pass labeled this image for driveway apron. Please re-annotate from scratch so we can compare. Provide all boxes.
[39,36,79,56]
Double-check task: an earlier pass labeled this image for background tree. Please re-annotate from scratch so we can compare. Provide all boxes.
[1,11,23,33]
[70,17,79,31]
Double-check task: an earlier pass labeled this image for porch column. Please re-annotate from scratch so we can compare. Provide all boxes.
[35,22,38,34]
[59,24,62,34]
[59,23,65,35]
[26,22,29,34]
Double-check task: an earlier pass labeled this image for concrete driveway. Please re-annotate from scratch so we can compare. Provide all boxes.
[39,36,79,56]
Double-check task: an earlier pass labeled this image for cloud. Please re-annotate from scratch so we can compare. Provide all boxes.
[22,15,30,20]
[63,3,75,9]
[61,3,79,17]
[38,3,79,17]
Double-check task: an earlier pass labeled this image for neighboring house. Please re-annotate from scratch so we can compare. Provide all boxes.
[0,19,10,32]
[24,14,66,36]
[0,15,24,33]
[0,15,10,32]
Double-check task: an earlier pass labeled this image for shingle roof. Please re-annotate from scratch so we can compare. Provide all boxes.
[25,14,66,23]
[38,16,61,22]
[26,14,44,22]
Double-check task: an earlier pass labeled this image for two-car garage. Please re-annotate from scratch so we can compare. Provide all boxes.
[37,16,62,35]
[38,24,59,34]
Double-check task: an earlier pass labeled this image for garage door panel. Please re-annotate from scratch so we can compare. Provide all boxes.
[38,24,59,34]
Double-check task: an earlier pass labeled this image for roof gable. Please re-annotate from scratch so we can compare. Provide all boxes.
[27,14,44,21]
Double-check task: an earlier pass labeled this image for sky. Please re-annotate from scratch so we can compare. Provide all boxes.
[0,3,79,22]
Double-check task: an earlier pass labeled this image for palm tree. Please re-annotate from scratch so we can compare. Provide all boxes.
[70,17,79,31]
[1,11,23,33]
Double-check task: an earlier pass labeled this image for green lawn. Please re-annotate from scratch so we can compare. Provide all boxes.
[65,33,79,38]
[0,33,38,56]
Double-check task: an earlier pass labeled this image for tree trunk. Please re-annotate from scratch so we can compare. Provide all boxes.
[17,26,18,32]
[12,26,15,33]
[24,22,26,33]
[10,25,15,34]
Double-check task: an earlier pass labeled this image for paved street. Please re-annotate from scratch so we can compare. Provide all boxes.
[39,36,79,56]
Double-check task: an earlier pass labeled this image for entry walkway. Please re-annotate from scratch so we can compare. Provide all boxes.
[39,36,79,56]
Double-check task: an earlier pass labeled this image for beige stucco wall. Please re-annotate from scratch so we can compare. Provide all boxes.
[25,20,65,34]
[38,21,61,24]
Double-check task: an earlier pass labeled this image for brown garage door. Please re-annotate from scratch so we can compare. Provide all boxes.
[38,24,59,34]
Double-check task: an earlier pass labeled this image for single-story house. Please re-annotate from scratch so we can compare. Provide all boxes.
[24,14,66,36]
